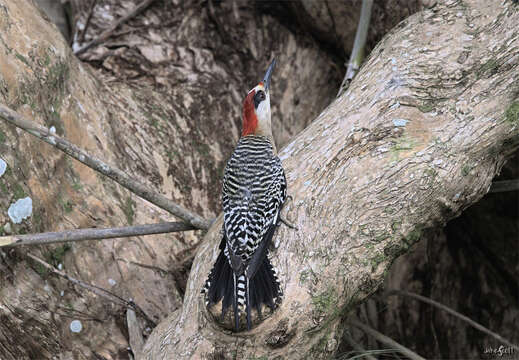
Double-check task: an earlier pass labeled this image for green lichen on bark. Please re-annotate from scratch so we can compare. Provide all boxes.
[12,183,26,200]
[476,58,500,78]
[60,199,74,213]
[505,101,519,125]
[403,225,424,248]
[370,252,386,269]
[11,47,69,136]
[46,244,71,267]
[418,103,435,113]
[122,195,136,225]
[312,287,338,318]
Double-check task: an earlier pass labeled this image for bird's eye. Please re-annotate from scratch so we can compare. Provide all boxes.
[254,90,266,108]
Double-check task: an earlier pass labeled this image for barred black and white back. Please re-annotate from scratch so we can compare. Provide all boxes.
[202,135,286,330]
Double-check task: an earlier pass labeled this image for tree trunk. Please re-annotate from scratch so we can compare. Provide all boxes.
[0,0,343,358]
[142,0,519,358]
[0,0,517,358]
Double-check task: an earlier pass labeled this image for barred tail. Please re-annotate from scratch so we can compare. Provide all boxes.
[233,257,282,331]
[203,241,282,331]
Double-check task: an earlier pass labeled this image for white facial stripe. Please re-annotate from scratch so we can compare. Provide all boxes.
[255,87,271,137]
[256,92,270,120]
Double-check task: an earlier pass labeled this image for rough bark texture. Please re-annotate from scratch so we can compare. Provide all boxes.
[350,152,519,359]
[0,0,343,358]
[142,0,519,358]
[0,0,518,358]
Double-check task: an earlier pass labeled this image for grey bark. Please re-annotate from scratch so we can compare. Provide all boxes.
[0,0,517,358]
[0,0,342,358]
[141,0,519,358]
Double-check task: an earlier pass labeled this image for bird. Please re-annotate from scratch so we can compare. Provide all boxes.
[202,59,287,331]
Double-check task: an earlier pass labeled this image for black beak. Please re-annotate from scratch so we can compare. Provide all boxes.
[263,58,276,91]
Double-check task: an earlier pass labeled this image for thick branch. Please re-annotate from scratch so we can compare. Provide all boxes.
[0,222,195,248]
[0,104,211,230]
[142,0,519,358]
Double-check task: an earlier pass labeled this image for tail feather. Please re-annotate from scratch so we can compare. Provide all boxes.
[233,274,240,331]
[244,256,282,328]
[221,267,234,319]
[203,241,282,331]
[254,259,274,308]
[252,280,262,318]
[246,277,251,330]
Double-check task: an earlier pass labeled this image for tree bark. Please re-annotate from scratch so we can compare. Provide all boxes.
[142,0,519,358]
[0,0,342,358]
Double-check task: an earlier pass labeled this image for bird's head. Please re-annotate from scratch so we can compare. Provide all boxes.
[242,59,276,137]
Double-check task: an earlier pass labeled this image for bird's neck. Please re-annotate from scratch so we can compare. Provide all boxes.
[241,132,277,153]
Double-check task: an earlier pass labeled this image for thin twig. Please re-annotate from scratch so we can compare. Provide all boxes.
[0,222,195,248]
[339,349,401,360]
[115,257,170,274]
[0,104,211,230]
[74,0,157,56]
[27,253,156,326]
[386,290,519,350]
[341,331,378,360]
[337,0,374,97]
[489,179,519,193]
[348,318,426,360]
[78,0,98,44]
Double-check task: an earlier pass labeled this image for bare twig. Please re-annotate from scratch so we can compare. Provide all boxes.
[27,253,156,326]
[74,0,157,56]
[338,349,400,360]
[386,290,519,350]
[337,0,374,97]
[0,104,211,230]
[348,319,426,360]
[115,258,170,274]
[0,222,195,248]
[341,331,378,360]
[78,0,98,44]
[489,179,519,193]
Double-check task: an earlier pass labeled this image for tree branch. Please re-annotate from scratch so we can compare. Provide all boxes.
[74,0,157,56]
[347,319,426,360]
[77,0,98,45]
[386,290,519,350]
[337,0,373,97]
[341,332,378,360]
[26,253,156,326]
[142,0,519,358]
[489,179,519,193]
[0,221,195,248]
[0,103,211,230]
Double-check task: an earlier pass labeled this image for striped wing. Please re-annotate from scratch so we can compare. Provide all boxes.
[222,136,286,274]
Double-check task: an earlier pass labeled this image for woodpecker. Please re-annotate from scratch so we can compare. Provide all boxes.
[202,59,286,331]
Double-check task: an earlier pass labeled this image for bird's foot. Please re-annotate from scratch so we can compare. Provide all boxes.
[279,195,298,230]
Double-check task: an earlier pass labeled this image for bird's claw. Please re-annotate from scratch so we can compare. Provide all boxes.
[279,195,298,230]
